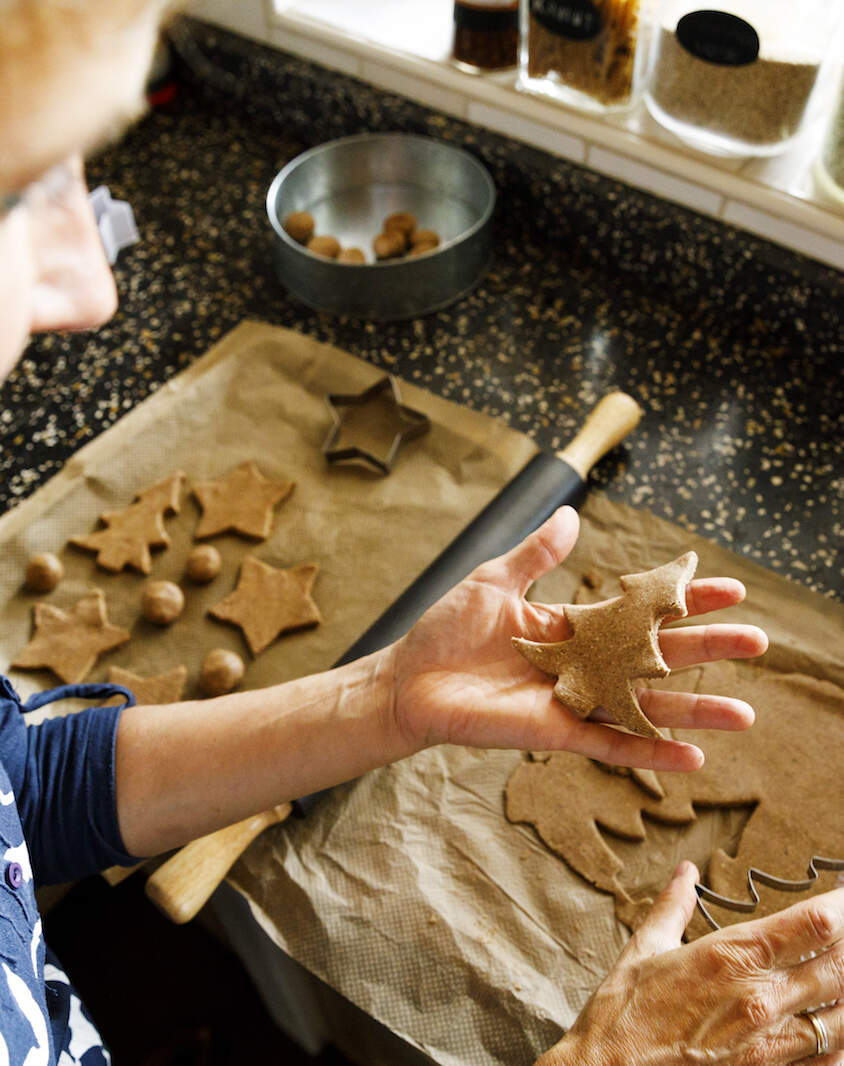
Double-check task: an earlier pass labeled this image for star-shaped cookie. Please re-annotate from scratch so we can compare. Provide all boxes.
[108,665,188,705]
[513,552,698,738]
[209,556,321,654]
[12,590,131,684]
[70,472,185,573]
[192,462,295,540]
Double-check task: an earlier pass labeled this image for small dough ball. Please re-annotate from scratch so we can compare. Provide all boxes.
[141,580,185,625]
[283,211,315,244]
[200,648,245,697]
[383,212,417,238]
[409,241,440,257]
[185,545,222,584]
[25,552,64,593]
[411,229,440,250]
[337,247,366,264]
[373,231,406,260]
[307,235,341,259]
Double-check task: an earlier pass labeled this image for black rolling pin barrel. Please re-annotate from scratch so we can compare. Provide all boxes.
[294,390,642,815]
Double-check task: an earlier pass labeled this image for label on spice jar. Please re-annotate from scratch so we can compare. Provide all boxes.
[529,0,602,42]
[675,10,760,67]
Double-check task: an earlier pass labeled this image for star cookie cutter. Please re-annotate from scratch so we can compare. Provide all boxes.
[695,855,844,931]
[322,374,431,476]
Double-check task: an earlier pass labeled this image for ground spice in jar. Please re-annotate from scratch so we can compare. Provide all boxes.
[526,0,640,107]
[820,82,844,194]
[452,1,519,72]
[649,26,820,149]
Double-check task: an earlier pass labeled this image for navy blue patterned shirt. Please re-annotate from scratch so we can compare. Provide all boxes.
[0,675,137,1064]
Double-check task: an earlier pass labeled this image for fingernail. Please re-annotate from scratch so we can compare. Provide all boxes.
[673,860,695,880]
[687,744,705,769]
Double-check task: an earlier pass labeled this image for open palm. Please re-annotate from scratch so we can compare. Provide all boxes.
[389,507,768,772]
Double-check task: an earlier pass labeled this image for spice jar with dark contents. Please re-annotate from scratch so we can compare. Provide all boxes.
[519,0,647,112]
[452,1,519,72]
[645,2,838,157]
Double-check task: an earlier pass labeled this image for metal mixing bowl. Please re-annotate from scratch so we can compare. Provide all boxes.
[266,133,496,320]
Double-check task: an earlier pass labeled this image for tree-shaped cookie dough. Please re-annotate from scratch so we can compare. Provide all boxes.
[208,556,321,654]
[513,552,698,738]
[69,472,185,574]
[12,590,130,684]
[192,462,294,540]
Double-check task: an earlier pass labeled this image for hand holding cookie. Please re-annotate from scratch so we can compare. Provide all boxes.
[387,506,767,772]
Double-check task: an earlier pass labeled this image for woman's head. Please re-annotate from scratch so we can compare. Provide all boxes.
[0,0,176,379]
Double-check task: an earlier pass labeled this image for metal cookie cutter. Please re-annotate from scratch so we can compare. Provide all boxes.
[695,856,844,931]
[322,374,431,476]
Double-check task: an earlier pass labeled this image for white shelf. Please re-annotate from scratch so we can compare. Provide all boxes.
[191,0,844,271]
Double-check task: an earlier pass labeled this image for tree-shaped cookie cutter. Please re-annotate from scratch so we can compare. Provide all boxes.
[695,856,844,931]
[322,375,431,475]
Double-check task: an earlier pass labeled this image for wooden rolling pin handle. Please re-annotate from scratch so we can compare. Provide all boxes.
[557,390,642,480]
[101,861,145,887]
[144,802,293,924]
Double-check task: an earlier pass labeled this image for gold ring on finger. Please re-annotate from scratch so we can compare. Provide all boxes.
[803,1009,830,1056]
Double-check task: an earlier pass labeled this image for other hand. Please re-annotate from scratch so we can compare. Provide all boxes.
[537,865,844,1066]
[388,506,767,772]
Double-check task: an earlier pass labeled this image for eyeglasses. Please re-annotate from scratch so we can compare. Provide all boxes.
[0,160,78,223]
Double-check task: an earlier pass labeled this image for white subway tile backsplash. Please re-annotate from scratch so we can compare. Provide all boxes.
[723,201,844,272]
[189,0,270,43]
[360,61,467,119]
[587,146,724,216]
[467,102,586,163]
[270,26,361,77]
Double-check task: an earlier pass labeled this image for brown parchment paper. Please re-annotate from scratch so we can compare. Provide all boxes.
[0,320,537,703]
[226,493,844,1066]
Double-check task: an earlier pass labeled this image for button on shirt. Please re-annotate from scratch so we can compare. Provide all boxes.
[0,675,138,1064]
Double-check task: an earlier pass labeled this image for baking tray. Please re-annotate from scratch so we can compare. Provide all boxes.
[266,133,495,320]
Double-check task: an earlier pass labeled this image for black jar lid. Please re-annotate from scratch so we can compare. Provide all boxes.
[453,3,519,33]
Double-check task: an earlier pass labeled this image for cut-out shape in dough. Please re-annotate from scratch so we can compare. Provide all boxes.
[506,662,844,932]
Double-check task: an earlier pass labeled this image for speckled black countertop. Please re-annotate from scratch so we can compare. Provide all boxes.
[1,20,841,599]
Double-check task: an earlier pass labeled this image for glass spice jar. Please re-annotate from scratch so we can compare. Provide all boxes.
[815,71,844,208]
[645,1,838,157]
[518,0,647,113]
[452,1,520,73]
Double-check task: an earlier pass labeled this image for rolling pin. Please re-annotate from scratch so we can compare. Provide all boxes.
[144,389,642,923]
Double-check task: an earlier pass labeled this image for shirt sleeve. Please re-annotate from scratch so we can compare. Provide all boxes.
[0,686,139,885]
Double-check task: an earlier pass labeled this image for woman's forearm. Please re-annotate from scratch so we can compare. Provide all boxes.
[114,646,409,857]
